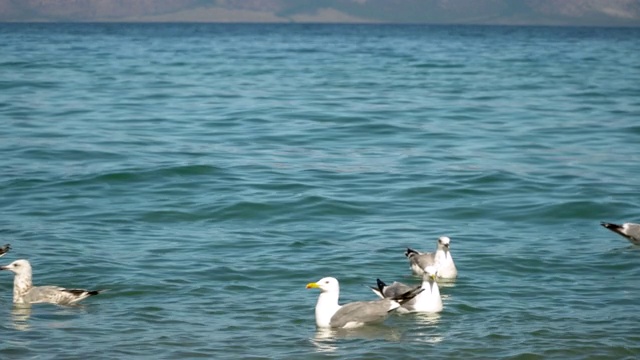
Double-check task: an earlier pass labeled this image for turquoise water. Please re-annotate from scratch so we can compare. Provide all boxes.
[1,23,640,359]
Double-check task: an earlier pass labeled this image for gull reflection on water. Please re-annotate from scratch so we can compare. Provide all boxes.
[436,278,457,290]
[312,325,403,353]
[409,312,444,344]
[11,305,32,331]
[411,311,441,326]
[310,310,445,352]
[10,303,90,331]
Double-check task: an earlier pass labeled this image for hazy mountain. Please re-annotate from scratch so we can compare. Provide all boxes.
[1,0,639,26]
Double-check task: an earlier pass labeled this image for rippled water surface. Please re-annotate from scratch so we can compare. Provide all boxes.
[1,23,640,359]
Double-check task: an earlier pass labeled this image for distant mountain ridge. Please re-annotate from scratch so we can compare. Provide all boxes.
[1,0,639,26]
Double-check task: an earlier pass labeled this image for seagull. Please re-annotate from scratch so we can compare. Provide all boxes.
[306,276,423,329]
[405,236,457,279]
[0,244,10,258]
[601,222,640,245]
[371,266,442,313]
[0,259,104,306]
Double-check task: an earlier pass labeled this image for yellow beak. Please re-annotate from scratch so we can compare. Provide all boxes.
[306,282,319,289]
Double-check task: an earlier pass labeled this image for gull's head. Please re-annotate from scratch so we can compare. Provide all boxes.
[0,259,32,275]
[424,266,439,280]
[437,236,451,250]
[306,277,339,293]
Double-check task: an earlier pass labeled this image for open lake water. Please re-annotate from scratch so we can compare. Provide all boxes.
[1,23,640,359]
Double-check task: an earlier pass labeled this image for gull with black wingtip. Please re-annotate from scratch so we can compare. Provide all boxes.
[405,236,457,279]
[371,265,443,313]
[601,222,640,245]
[306,276,423,329]
[1,259,104,306]
[0,244,10,258]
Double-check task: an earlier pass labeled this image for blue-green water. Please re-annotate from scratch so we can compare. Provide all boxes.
[1,23,640,359]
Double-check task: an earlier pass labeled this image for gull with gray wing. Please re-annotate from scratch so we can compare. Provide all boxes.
[601,222,640,245]
[371,265,442,313]
[306,276,422,329]
[405,236,457,279]
[1,259,104,306]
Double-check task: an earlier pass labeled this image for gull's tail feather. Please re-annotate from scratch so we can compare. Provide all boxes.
[600,221,640,245]
[392,286,423,306]
[0,244,10,257]
[370,279,387,299]
[601,222,625,237]
[405,248,420,258]
[64,288,106,303]
[601,222,622,231]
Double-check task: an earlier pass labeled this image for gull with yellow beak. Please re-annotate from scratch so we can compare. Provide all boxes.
[371,265,442,313]
[306,276,422,329]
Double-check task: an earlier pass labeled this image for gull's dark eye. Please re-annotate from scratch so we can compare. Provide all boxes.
[325,280,330,284]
